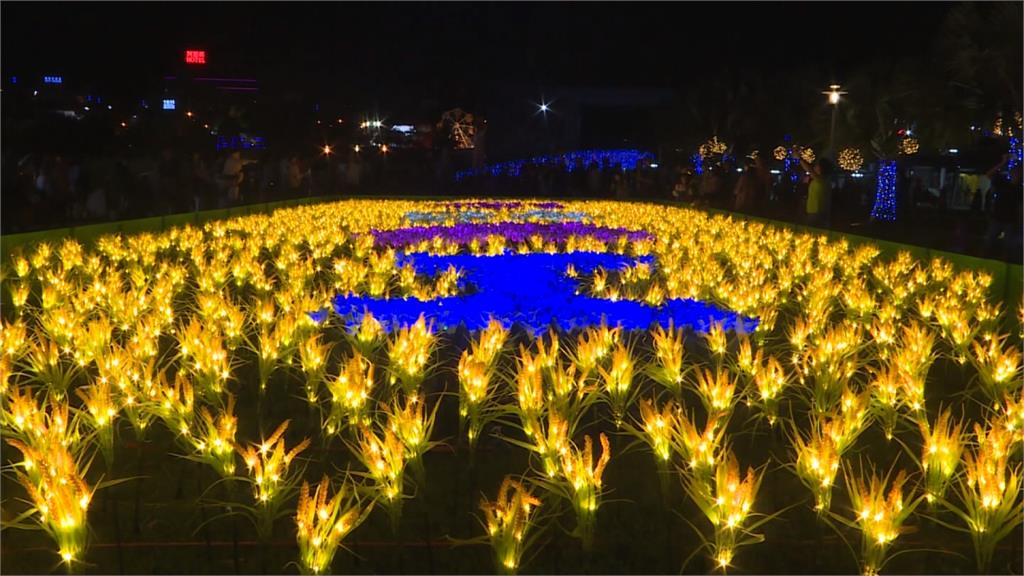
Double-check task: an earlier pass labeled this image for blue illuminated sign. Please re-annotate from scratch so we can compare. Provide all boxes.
[162,99,176,110]
[43,75,62,84]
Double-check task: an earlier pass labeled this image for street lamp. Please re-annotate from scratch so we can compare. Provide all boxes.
[822,84,847,156]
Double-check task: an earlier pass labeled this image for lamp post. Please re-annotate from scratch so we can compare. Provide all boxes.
[822,84,846,157]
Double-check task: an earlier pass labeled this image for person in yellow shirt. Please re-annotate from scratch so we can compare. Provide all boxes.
[798,151,832,228]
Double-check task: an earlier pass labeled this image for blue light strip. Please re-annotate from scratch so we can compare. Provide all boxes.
[455,149,654,182]
[870,160,898,222]
[1009,137,1022,171]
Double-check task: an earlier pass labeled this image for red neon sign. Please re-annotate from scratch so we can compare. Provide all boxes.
[185,50,206,64]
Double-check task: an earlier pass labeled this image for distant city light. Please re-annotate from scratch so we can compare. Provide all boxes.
[10,76,16,84]
[107,105,112,110]
[948,148,959,154]
[770,169,781,175]
[354,145,360,152]
[381,144,389,154]
[649,163,659,168]
[323,145,332,155]
[162,99,176,110]
[851,172,864,178]
[33,90,38,96]
[391,124,415,133]
[539,103,549,113]
[83,106,90,111]
[43,75,63,84]
[185,50,207,64]
[186,111,193,118]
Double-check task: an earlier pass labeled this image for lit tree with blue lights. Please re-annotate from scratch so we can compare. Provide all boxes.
[869,160,898,222]
[868,99,907,223]
[1009,136,1022,171]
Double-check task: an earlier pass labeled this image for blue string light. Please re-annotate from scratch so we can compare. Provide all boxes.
[691,153,704,176]
[1009,137,1022,170]
[870,160,898,222]
[454,149,654,182]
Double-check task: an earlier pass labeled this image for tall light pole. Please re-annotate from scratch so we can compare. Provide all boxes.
[822,84,847,157]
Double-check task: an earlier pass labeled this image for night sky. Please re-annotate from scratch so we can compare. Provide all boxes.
[2,2,953,110]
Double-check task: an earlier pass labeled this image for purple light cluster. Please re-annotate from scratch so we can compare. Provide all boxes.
[371,221,653,248]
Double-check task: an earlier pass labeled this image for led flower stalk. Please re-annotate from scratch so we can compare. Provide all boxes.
[480,477,542,575]
[843,467,918,576]
[295,474,373,575]
[558,433,610,551]
[684,450,764,572]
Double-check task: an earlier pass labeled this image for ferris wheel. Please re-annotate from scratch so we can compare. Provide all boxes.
[440,108,476,150]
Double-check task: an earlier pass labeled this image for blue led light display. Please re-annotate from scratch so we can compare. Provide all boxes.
[870,160,898,222]
[1009,137,1022,171]
[328,252,754,334]
[43,75,62,84]
[454,149,655,182]
[162,99,176,110]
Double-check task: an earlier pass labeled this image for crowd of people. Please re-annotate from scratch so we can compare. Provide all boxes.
[1,147,391,233]
[455,148,1021,263]
[452,159,668,200]
[2,144,1019,263]
[453,149,869,227]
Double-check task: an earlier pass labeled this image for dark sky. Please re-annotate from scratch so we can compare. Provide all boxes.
[2,2,953,108]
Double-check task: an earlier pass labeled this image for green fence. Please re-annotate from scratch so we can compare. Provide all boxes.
[2,196,1020,306]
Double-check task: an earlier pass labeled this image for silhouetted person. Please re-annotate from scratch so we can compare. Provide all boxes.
[733,161,759,212]
[984,154,1023,260]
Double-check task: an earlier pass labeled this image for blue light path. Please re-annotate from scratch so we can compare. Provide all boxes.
[329,253,755,334]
